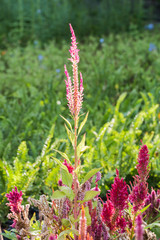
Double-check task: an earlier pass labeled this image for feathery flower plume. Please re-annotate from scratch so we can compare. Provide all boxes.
[63,159,74,173]
[79,205,87,240]
[129,144,150,212]
[101,196,115,230]
[144,188,160,222]
[49,234,58,240]
[6,186,23,215]
[110,169,128,211]
[64,24,84,117]
[136,143,150,181]
[135,214,144,240]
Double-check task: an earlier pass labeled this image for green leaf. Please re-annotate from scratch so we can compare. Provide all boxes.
[77,134,89,158]
[52,157,73,188]
[59,186,75,201]
[1,230,17,240]
[52,152,71,165]
[79,190,100,203]
[145,221,160,229]
[82,168,102,185]
[52,190,66,199]
[61,218,71,227]
[64,124,75,146]
[139,203,151,214]
[78,112,89,135]
[83,206,91,225]
[58,229,79,240]
[115,92,127,113]
[60,115,73,131]
[61,168,73,188]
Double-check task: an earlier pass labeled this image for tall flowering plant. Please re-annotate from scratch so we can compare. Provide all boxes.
[4,24,160,240]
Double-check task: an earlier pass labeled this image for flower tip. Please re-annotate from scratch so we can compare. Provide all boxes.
[116,169,119,177]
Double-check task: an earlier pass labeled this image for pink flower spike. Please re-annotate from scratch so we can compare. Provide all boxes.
[80,72,84,94]
[64,24,84,117]
[64,64,74,115]
[69,24,79,63]
[135,214,144,240]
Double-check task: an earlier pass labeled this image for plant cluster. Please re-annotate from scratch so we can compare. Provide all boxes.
[2,24,160,240]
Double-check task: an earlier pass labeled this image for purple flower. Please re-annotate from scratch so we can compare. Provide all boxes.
[135,215,144,240]
[56,69,60,73]
[149,43,157,52]
[145,23,154,30]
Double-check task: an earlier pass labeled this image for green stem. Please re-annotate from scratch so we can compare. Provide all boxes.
[130,214,136,240]
[73,114,78,239]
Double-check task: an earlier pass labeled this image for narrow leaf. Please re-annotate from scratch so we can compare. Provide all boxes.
[60,115,73,131]
[78,112,89,135]
[82,168,102,185]
[52,150,71,164]
[65,124,75,146]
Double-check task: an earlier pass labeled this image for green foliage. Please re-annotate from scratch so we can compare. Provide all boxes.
[0,0,152,46]
[0,31,160,222]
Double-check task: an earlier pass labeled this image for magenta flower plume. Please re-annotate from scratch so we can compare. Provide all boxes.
[63,159,74,173]
[129,144,150,212]
[101,196,115,230]
[135,214,144,240]
[64,24,84,117]
[110,169,128,211]
[136,144,150,180]
[49,234,58,240]
[144,188,160,222]
[129,177,148,212]
[6,186,23,214]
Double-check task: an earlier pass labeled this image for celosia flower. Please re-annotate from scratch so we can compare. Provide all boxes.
[64,24,84,117]
[49,234,58,240]
[129,178,148,212]
[144,188,160,222]
[6,187,23,214]
[79,205,87,240]
[95,172,101,183]
[109,169,128,211]
[63,159,74,173]
[135,214,143,240]
[115,214,128,233]
[136,144,150,180]
[129,144,150,212]
[101,196,115,230]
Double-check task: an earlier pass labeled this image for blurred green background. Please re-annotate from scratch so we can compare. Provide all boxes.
[0,0,160,222]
